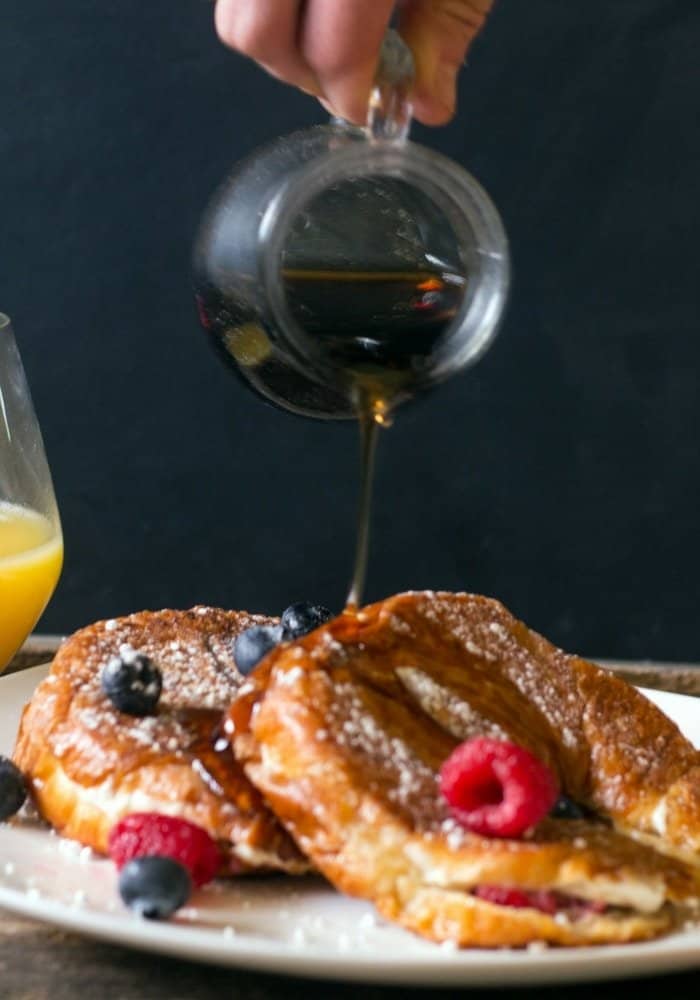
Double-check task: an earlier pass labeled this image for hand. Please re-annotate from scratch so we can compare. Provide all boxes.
[214,0,494,126]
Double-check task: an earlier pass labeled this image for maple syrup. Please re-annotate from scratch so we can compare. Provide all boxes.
[196,264,467,607]
[290,265,468,607]
[196,265,466,416]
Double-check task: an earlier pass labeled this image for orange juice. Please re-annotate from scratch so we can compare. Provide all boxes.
[0,501,63,670]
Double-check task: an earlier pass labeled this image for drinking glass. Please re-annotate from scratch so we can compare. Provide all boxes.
[0,314,63,671]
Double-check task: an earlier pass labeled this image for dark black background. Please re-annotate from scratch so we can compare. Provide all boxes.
[2,0,698,660]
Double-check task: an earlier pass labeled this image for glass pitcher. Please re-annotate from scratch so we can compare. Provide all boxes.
[193,31,509,420]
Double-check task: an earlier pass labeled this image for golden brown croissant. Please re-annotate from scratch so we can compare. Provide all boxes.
[13,607,308,875]
[227,591,700,946]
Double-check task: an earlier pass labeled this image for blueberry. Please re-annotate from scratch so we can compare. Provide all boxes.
[0,756,27,821]
[233,624,283,675]
[101,648,162,716]
[281,602,333,640]
[551,796,586,819]
[118,856,192,920]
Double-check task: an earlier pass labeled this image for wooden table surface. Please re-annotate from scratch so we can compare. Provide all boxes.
[1,638,698,1000]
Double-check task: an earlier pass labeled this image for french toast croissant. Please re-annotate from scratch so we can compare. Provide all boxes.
[13,607,308,875]
[227,591,700,946]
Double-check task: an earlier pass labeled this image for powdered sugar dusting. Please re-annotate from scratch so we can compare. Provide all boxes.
[396,667,508,743]
[45,606,278,771]
[414,592,584,763]
[326,682,444,826]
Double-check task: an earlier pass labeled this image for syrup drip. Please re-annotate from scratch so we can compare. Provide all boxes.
[345,391,395,611]
[344,30,414,611]
[345,405,378,611]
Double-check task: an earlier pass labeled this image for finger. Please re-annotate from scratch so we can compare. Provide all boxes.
[214,0,321,96]
[398,0,493,125]
[300,0,395,124]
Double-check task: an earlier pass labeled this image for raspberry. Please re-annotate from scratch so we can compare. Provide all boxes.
[108,813,221,887]
[527,890,559,915]
[587,900,607,914]
[440,738,558,838]
[474,886,606,917]
[473,886,535,909]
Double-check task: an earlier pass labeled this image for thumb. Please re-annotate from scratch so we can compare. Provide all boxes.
[398,0,493,125]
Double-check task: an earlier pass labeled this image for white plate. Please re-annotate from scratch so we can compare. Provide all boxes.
[0,664,698,986]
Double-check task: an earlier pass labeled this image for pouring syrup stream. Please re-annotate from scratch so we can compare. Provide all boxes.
[345,396,387,610]
[343,30,414,611]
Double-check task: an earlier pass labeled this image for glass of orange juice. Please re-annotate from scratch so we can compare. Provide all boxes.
[0,313,63,671]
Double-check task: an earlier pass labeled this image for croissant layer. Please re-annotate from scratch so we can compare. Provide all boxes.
[13,607,308,875]
[229,591,700,946]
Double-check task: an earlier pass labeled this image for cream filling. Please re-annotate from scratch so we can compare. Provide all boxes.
[650,799,668,836]
[38,766,307,872]
[403,842,668,914]
[332,817,669,922]
[232,842,307,873]
[43,769,196,823]
[614,819,700,871]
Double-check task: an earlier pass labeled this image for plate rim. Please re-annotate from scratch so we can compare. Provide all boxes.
[0,664,698,986]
